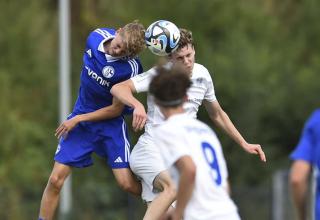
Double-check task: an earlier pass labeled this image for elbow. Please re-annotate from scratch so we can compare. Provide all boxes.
[208,109,222,123]
[110,84,119,96]
[111,110,122,118]
[112,106,125,118]
[188,164,196,183]
[289,171,307,189]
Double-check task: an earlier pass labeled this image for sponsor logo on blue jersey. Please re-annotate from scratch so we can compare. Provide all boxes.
[85,66,110,87]
[102,66,115,78]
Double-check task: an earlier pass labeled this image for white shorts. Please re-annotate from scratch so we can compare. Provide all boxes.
[212,211,241,220]
[185,211,241,220]
[129,134,166,202]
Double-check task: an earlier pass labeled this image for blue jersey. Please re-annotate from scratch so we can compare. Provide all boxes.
[73,28,143,114]
[55,28,143,169]
[290,109,320,220]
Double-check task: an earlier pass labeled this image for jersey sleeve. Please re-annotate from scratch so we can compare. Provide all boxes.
[131,67,156,93]
[203,68,217,102]
[86,28,115,52]
[135,58,144,75]
[290,111,318,164]
[154,126,191,168]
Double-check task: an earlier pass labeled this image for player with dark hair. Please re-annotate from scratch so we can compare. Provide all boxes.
[110,28,265,219]
[150,64,241,220]
[38,21,145,220]
[57,27,266,219]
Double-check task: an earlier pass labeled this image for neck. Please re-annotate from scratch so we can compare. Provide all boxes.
[103,40,111,54]
[161,106,184,119]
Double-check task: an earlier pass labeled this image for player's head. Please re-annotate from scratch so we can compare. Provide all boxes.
[169,28,195,75]
[149,63,192,110]
[110,21,145,58]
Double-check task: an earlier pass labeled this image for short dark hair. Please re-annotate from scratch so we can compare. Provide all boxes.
[149,64,192,107]
[176,28,194,50]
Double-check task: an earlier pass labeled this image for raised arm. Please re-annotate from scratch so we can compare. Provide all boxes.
[203,100,266,162]
[110,79,147,131]
[55,97,124,139]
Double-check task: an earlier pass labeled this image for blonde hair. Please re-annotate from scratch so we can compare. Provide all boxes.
[120,21,146,58]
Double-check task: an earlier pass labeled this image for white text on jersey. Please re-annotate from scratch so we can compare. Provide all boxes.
[85,66,110,87]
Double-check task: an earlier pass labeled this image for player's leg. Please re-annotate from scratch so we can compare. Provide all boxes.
[38,162,71,220]
[39,121,95,220]
[143,170,176,220]
[97,118,142,196]
[128,137,174,219]
[112,168,142,196]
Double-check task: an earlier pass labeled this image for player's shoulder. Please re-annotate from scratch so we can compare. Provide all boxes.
[167,114,211,134]
[156,115,185,134]
[91,28,115,38]
[192,63,212,79]
[187,118,213,134]
[311,109,320,117]
[86,28,115,46]
[307,109,320,126]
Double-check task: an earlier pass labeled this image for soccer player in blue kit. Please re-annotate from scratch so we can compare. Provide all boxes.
[290,109,320,220]
[38,21,145,220]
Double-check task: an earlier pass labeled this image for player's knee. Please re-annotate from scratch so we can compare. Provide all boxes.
[47,174,65,192]
[117,178,135,192]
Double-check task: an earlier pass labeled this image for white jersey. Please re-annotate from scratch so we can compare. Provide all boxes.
[154,114,239,220]
[130,63,218,202]
[131,63,217,139]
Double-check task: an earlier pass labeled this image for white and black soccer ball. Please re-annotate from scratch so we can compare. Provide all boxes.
[145,20,180,56]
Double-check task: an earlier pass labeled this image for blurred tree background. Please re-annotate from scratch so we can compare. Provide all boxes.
[0,0,319,219]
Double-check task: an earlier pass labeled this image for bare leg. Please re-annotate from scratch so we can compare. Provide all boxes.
[143,171,176,220]
[112,168,142,196]
[38,162,71,220]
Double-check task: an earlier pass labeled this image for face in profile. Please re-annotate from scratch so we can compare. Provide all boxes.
[108,30,128,57]
[170,44,195,75]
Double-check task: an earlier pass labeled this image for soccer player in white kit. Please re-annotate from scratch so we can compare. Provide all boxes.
[110,29,266,219]
[59,28,266,219]
[150,64,241,220]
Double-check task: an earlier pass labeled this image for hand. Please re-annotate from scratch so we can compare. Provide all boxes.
[55,116,81,139]
[242,143,266,162]
[132,104,147,132]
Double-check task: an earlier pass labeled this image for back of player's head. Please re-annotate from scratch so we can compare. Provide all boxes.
[149,63,192,108]
[176,28,194,51]
[120,20,146,58]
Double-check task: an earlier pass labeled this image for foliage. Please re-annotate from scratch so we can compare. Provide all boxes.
[0,0,319,219]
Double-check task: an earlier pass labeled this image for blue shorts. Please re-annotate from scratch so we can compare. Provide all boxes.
[54,114,131,169]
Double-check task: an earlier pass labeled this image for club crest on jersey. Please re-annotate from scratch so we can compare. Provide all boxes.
[102,66,115,78]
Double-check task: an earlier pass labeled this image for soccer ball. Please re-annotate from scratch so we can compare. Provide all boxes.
[145,20,180,56]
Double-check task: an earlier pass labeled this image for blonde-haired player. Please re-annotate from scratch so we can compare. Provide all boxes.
[56,27,266,219]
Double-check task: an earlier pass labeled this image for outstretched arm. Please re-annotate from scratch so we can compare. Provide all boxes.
[110,79,147,131]
[204,100,266,162]
[55,97,124,139]
[289,160,311,220]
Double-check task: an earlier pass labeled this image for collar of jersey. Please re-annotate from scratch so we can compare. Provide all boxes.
[98,37,122,62]
[167,112,188,122]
